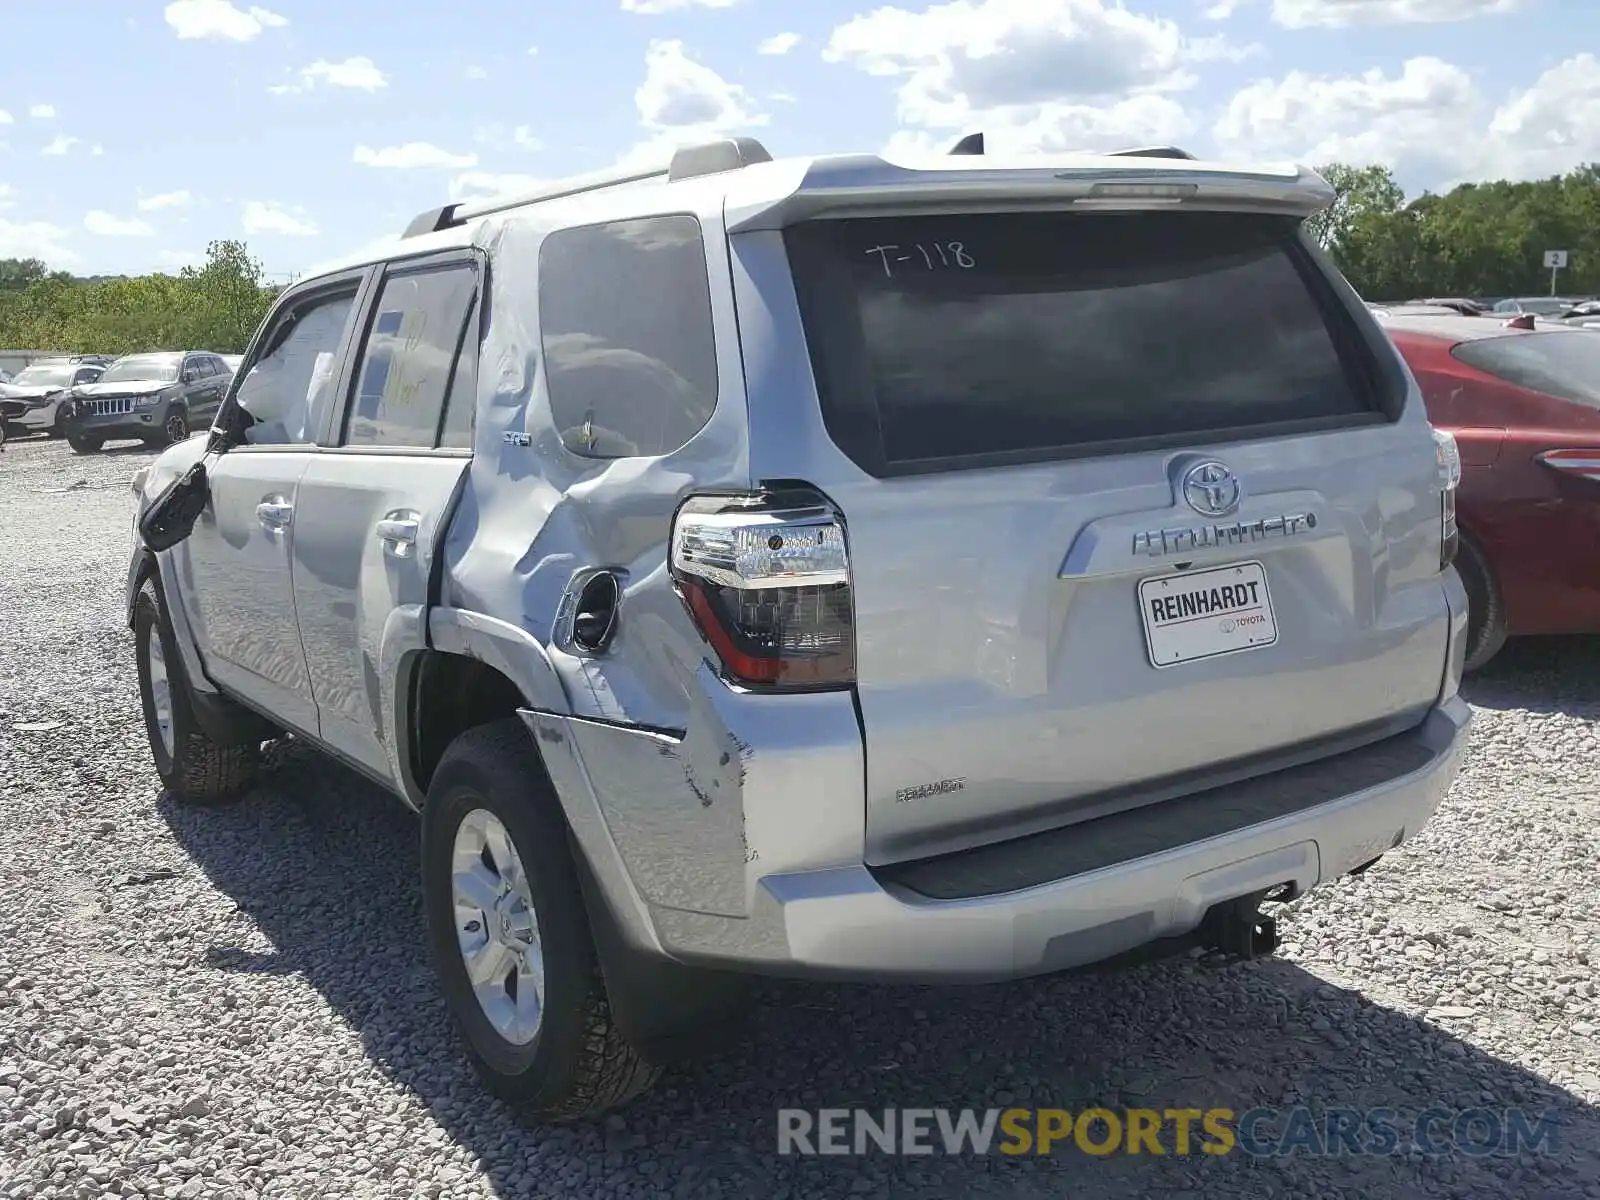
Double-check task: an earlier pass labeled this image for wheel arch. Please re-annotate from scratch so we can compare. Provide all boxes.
[401,607,570,802]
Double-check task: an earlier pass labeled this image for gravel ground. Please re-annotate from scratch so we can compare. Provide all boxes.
[2,433,1598,1200]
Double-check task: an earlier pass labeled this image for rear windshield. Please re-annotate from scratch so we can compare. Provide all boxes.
[1451,331,1600,409]
[785,210,1383,474]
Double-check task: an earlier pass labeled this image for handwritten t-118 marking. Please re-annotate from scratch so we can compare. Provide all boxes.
[865,242,976,278]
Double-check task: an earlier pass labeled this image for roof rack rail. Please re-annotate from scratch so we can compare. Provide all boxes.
[400,136,775,237]
[668,136,773,180]
[403,204,462,239]
[948,132,985,155]
[1108,145,1197,161]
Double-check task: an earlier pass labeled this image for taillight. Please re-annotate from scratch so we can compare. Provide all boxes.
[1432,427,1461,569]
[670,491,855,690]
[1536,448,1600,482]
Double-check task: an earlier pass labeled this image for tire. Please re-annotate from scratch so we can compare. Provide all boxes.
[422,719,659,1120]
[163,408,189,446]
[68,434,102,454]
[1455,534,1508,673]
[133,583,259,803]
[48,409,66,439]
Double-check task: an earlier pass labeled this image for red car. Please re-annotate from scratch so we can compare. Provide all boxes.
[1386,314,1600,669]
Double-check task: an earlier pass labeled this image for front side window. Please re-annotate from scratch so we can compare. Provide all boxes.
[235,290,357,446]
[344,264,478,449]
[537,215,718,459]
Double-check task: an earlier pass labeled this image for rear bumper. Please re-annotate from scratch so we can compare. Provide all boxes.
[530,573,1474,984]
[716,697,1468,981]
[542,693,1469,983]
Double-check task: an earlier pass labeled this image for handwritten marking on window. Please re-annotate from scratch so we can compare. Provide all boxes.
[864,242,975,278]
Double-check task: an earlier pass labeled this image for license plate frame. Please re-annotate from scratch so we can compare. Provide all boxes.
[1138,560,1278,669]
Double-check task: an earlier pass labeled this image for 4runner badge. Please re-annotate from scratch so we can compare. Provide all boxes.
[895,777,967,803]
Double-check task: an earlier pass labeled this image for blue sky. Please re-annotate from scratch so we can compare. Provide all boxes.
[2,0,1597,278]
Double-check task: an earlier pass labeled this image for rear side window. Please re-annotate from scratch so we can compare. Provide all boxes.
[537,215,717,459]
[345,263,479,449]
[1452,332,1600,409]
[785,210,1382,474]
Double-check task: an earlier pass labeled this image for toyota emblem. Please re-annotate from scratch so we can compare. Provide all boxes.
[1181,461,1242,517]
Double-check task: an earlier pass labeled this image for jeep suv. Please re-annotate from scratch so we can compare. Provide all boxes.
[64,350,231,453]
[124,137,1472,1120]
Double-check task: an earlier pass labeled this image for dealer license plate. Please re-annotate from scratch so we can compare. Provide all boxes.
[1138,560,1277,669]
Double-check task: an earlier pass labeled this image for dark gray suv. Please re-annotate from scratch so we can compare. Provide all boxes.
[63,351,233,453]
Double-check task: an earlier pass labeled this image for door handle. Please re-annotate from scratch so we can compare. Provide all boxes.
[375,516,420,552]
[256,499,293,528]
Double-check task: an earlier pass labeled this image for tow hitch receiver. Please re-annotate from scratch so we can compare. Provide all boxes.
[1197,892,1280,966]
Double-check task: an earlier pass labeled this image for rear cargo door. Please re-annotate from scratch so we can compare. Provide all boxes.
[776,208,1452,865]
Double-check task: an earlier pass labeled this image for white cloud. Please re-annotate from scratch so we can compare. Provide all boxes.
[758,32,801,55]
[242,200,318,236]
[157,249,202,269]
[824,0,1221,153]
[0,184,15,208]
[353,142,479,169]
[450,171,544,202]
[84,210,156,237]
[42,136,80,156]
[0,110,12,125]
[1204,0,1243,17]
[139,190,194,211]
[621,0,738,12]
[1270,0,1528,26]
[513,125,541,151]
[1213,53,1600,190]
[29,104,55,119]
[0,218,77,265]
[465,65,488,80]
[91,144,105,156]
[270,56,388,94]
[636,39,763,130]
[527,45,539,56]
[164,0,287,40]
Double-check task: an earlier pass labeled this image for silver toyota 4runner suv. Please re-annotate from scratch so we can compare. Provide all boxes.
[125,136,1472,1119]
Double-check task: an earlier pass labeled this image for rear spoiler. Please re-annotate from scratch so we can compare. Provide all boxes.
[724,154,1335,233]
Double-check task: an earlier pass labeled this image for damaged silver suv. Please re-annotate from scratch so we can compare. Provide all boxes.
[126,136,1472,1119]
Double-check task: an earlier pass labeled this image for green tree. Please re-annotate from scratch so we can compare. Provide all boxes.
[0,258,48,294]
[1304,163,1406,253]
[180,240,274,353]
[0,239,275,354]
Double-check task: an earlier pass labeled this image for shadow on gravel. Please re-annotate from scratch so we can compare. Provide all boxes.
[161,734,1600,1200]
[1463,635,1600,718]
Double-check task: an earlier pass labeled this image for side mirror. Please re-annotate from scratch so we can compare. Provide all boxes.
[138,462,210,552]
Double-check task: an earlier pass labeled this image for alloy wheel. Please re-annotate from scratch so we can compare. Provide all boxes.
[451,808,545,1046]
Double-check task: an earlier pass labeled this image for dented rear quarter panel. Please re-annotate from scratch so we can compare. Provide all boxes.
[439,189,868,925]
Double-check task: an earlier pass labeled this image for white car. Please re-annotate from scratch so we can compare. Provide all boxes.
[0,356,110,437]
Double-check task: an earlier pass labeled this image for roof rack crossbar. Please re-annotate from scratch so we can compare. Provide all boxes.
[1108,145,1197,161]
[400,136,775,237]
